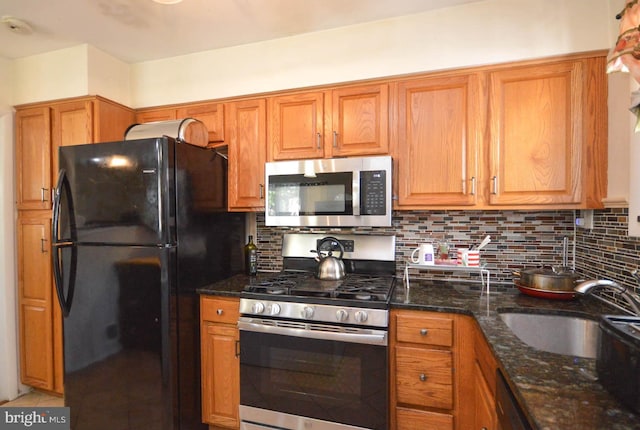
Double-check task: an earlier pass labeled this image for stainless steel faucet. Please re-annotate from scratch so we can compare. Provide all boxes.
[575,279,640,316]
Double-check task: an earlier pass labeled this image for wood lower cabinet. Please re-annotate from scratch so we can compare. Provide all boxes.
[200,296,240,429]
[15,96,134,395]
[17,211,56,392]
[390,310,474,430]
[226,98,267,211]
[474,323,498,430]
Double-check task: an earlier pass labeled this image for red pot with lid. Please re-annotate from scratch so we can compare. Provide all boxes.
[512,267,584,300]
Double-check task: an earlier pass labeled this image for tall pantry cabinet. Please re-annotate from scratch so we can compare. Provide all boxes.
[15,96,134,394]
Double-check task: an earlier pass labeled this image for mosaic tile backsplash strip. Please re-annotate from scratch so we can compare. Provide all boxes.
[254,208,640,314]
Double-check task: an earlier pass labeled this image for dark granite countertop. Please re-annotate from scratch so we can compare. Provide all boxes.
[199,274,640,430]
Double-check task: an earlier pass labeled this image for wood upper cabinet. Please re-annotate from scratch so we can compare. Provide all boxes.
[136,102,225,145]
[330,84,389,157]
[486,55,606,208]
[227,98,267,211]
[51,100,94,181]
[394,53,606,210]
[135,107,177,123]
[17,211,55,392]
[394,74,481,207]
[16,97,135,211]
[268,91,325,160]
[487,60,584,206]
[200,296,240,429]
[177,103,225,144]
[16,107,52,210]
[268,83,389,160]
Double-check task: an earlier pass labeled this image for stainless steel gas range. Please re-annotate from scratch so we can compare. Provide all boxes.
[238,233,396,430]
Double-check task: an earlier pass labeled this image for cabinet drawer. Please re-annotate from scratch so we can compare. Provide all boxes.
[396,313,453,347]
[201,296,239,324]
[396,407,453,430]
[395,346,453,409]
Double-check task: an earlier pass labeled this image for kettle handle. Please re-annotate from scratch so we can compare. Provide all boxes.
[317,236,345,260]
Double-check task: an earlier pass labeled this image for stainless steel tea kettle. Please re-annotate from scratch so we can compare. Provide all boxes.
[313,237,346,281]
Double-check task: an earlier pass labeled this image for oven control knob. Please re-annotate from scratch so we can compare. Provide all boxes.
[336,309,349,322]
[251,302,265,314]
[301,306,314,319]
[267,303,281,316]
[354,310,368,323]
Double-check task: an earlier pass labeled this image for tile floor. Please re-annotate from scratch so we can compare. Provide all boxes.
[0,391,63,407]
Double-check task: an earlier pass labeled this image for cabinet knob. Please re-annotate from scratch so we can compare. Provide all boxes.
[259,184,264,199]
[216,309,224,315]
[40,238,48,253]
[316,132,322,149]
[470,176,477,196]
[420,328,428,336]
[332,131,338,147]
[491,176,498,195]
[41,187,49,202]
[419,373,427,382]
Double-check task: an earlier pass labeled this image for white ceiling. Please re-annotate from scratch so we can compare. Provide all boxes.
[0,0,485,63]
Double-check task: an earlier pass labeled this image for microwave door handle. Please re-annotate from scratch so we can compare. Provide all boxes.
[352,171,360,216]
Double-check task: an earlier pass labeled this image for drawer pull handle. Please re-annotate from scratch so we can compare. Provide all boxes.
[420,329,428,336]
[216,309,224,315]
[419,373,427,382]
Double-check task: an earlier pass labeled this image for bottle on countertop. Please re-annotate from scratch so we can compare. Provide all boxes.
[244,235,258,276]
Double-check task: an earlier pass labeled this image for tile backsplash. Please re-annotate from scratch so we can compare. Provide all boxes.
[255,208,640,313]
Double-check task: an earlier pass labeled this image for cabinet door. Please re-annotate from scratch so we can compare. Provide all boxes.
[329,84,389,157]
[177,103,225,144]
[201,322,239,428]
[17,212,54,391]
[488,61,583,205]
[51,100,94,181]
[474,361,497,430]
[268,91,325,160]
[135,108,177,124]
[227,99,267,210]
[15,107,52,210]
[396,74,481,207]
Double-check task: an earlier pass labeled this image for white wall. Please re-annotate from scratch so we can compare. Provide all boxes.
[0,56,19,401]
[130,0,611,108]
[13,45,90,105]
[87,46,131,107]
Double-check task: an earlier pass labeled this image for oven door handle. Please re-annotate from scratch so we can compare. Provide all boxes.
[238,319,388,346]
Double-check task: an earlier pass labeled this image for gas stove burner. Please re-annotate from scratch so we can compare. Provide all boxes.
[266,287,286,295]
[355,294,372,301]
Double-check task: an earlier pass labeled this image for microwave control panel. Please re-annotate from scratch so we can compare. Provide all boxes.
[360,170,387,215]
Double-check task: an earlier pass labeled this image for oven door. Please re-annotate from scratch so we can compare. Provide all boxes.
[238,318,388,429]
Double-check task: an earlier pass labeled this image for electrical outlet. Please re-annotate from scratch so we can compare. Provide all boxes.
[576,209,594,229]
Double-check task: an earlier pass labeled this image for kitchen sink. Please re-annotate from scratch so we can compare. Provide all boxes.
[499,311,601,358]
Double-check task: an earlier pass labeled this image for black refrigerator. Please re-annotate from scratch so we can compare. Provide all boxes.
[52,136,245,430]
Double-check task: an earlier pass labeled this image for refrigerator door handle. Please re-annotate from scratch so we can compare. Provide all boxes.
[52,169,78,317]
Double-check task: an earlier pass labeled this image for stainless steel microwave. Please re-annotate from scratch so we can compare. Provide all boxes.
[265,156,392,227]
